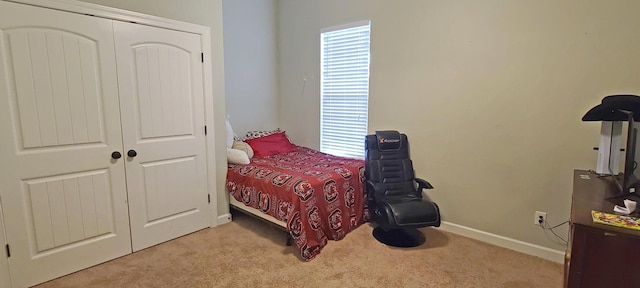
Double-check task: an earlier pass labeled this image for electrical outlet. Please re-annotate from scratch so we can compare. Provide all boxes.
[534,211,547,226]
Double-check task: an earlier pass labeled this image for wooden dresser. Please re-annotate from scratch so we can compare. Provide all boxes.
[565,170,640,288]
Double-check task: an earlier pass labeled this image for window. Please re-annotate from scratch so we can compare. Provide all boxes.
[320,21,371,159]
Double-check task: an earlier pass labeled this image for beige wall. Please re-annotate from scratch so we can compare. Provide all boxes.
[78,0,230,217]
[222,0,279,137]
[278,0,640,251]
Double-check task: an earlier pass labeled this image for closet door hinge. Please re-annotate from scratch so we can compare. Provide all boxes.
[207,194,211,204]
[204,125,207,135]
[201,53,204,63]
[5,244,9,258]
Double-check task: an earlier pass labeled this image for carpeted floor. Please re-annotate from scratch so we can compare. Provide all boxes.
[35,212,563,288]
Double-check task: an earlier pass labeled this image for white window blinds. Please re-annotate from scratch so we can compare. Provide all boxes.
[320,21,371,159]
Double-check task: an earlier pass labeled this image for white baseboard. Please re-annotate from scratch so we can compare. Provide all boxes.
[217,213,232,225]
[439,221,565,264]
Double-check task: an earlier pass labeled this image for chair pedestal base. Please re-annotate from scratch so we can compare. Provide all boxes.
[372,227,425,247]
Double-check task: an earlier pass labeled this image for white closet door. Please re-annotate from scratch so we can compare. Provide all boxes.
[113,21,210,251]
[0,203,11,288]
[0,2,131,287]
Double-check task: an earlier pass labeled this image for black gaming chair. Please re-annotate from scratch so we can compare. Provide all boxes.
[365,130,441,247]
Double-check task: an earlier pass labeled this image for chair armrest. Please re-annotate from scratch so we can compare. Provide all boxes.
[366,180,376,190]
[415,178,433,190]
[366,180,377,199]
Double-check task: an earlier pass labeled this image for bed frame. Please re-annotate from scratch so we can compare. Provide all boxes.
[229,196,292,245]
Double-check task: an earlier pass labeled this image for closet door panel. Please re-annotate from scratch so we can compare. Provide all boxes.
[0,2,131,287]
[114,21,210,251]
[0,200,11,288]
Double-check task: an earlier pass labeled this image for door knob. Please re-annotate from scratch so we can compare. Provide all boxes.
[111,151,122,159]
[127,150,137,157]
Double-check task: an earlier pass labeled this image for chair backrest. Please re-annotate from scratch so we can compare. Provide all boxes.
[365,131,419,202]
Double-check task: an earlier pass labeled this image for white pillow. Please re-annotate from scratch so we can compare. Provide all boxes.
[225,116,234,148]
[232,140,254,158]
[227,148,250,165]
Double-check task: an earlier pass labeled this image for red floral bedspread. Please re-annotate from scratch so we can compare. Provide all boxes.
[226,146,368,261]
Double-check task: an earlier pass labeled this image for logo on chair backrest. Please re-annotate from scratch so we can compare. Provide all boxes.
[379,137,400,143]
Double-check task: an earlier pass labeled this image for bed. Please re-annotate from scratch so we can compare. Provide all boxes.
[226,133,368,261]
